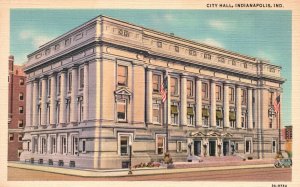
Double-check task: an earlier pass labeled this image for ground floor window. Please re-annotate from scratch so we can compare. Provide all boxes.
[176,141,182,152]
[60,135,67,154]
[50,135,56,154]
[118,133,133,156]
[245,138,252,154]
[82,139,86,153]
[40,136,47,154]
[272,139,277,153]
[156,134,166,155]
[32,136,38,153]
[71,135,79,156]
[18,150,22,158]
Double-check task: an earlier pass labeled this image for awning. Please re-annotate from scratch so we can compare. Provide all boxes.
[216,110,223,119]
[187,107,194,116]
[229,111,236,121]
[202,108,209,117]
[171,105,178,114]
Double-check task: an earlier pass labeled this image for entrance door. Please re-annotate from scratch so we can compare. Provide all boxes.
[194,141,201,156]
[209,140,216,156]
[223,141,229,156]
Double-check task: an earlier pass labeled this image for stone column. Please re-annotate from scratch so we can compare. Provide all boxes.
[50,73,57,125]
[32,79,38,127]
[253,89,257,129]
[146,68,153,124]
[60,70,67,124]
[195,77,202,127]
[223,83,230,128]
[41,76,47,126]
[247,88,253,129]
[71,66,78,123]
[25,81,33,127]
[210,80,216,127]
[180,74,187,126]
[236,86,242,128]
[83,62,89,121]
[257,88,263,158]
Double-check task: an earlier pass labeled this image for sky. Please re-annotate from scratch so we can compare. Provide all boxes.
[10,9,291,126]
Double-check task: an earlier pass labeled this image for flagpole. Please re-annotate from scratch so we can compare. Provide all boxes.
[166,74,169,153]
[278,107,281,153]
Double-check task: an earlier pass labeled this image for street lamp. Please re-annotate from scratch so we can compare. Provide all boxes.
[128,141,132,175]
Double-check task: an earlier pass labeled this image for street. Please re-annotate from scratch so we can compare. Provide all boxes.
[8,167,291,181]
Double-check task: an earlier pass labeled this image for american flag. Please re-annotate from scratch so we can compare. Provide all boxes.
[160,76,168,103]
[273,95,280,113]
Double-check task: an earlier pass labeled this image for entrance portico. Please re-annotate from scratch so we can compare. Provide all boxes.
[189,130,233,157]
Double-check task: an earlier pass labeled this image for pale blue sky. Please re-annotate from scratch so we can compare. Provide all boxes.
[10,9,291,126]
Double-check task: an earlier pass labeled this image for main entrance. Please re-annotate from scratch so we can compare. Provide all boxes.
[223,141,230,156]
[194,141,201,156]
[209,140,216,156]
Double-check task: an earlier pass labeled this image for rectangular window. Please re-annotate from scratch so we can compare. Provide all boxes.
[202,82,208,99]
[39,81,42,98]
[171,104,179,125]
[48,79,51,96]
[19,106,24,114]
[187,80,193,97]
[218,57,225,63]
[33,137,38,153]
[65,38,71,46]
[117,65,128,86]
[229,109,236,128]
[216,85,222,101]
[189,50,196,56]
[71,135,79,156]
[61,136,67,154]
[58,75,61,95]
[170,77,178,96]
[19,78,24,85]
[50,136,56,154]
[175,46,179,52]
[47,104,50,125]
[232,60,236,66]
[269,92,274,106]
[67,100,71,123]
[216,109,223,127]
[120,136,130,156]
[177,141,182,152]
[202,106,210,127]
[56,102,60,124]
[19,92,24,100]
[18,120,24,128]
[152,74,160,93]
[80,68,84,88]
[18,134,23,142]
[241,89,247,105]
[153,103,161,124]
[272,140,277,153]
[40,136,47,154]
[156,135,165,155]
[82,139,86,153]
[38,105,41,125]
[68,72,72,92]
[9,133,14,142]
[79,98,83,122]
[229,87,235,103]
[187,106,194,126]
[245,139,252,154]
[244,63,247,69]
[157,41,162,48]
[117,99,127,122]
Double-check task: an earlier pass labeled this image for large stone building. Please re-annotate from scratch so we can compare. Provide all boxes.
[8,55,26,161]
[20,15,284,169]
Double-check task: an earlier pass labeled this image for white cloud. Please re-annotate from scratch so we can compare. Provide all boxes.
[19,29,54,48]
[201,38,224,48]
[208,20,231,31]
[163,14,175,22]
[256,51,274,62]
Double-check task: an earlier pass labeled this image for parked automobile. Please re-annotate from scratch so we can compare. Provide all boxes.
[274,151,292,168]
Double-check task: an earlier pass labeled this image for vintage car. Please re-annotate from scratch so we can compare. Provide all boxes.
[274,151,292,168]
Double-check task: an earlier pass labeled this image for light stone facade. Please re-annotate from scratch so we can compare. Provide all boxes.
[20,15,285,169]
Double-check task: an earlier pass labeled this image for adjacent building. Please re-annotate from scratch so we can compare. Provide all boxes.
[8,55,26,161]
[283,126,292,154]
[20,15,285,169]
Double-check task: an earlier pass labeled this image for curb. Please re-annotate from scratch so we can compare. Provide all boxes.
[8,162,274,177]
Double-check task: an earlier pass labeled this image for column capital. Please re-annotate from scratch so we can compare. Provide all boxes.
[41,75,48,80]
[180,73,188,78]
[50,71,58,77]
[33,78,39,83]
[84,61,90,65]
[61,68,68,73]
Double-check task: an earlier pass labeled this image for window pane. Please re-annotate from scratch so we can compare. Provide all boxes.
[117,65,127,86]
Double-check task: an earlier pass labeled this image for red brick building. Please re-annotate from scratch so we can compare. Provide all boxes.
[8,55,26,161]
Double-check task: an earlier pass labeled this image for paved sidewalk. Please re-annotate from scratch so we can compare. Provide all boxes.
[8,160,275,177]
